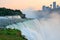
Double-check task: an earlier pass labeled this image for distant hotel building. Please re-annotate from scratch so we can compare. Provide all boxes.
[42,2,60,11]
[53,2,56,9]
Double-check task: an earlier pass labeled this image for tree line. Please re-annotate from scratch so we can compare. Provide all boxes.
[0,7,25,18]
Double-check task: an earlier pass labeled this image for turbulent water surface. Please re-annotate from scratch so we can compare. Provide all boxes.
[6,13,60,40]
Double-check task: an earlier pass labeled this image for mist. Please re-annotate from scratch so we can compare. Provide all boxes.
[22,8,51,19]
[6,11,60,40]
[38,12,60,40]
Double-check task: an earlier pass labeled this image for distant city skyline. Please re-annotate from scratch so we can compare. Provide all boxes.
[0,0,60,10]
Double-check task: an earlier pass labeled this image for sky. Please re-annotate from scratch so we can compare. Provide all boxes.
[0,0,60,10]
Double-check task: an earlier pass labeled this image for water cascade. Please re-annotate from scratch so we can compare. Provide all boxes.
[6,13,60,40]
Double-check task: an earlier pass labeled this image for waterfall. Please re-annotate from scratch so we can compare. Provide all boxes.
[6,19,44,40]
[6,13,60,40]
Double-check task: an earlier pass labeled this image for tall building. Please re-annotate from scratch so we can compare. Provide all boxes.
[57,5,59,8]
[53,2,56,9]
[42,5,46,11]
[42,5,51,11]
[50,4,52,8]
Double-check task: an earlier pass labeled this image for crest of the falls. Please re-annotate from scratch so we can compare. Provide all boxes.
[6,16,60,40]
[6,19,45,40]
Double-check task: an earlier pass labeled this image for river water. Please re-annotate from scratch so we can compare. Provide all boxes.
[6,13,60,40]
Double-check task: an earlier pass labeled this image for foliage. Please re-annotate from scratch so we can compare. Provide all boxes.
[0,28,27,40]
[0,7,25,18]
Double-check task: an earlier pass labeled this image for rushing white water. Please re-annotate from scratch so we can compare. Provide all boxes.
[6,13,60,40]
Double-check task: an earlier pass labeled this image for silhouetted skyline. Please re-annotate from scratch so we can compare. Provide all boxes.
[42,2,60,11]
[0,0,60,10]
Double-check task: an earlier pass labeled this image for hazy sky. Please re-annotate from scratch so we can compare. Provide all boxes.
[0,0,60,10]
